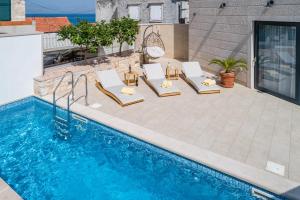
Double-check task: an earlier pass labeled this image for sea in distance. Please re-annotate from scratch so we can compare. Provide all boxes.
[26,13,96,25]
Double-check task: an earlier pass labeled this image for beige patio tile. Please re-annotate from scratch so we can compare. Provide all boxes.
[59,57,300,183]
[195,128,219,149]
[228,136,253,162]
[246,143,270,169]
[0,188,22,200]
[0,179,8,193]
[289,154,300,182]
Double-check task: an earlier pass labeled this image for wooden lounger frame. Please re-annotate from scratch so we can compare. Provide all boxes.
[95,81,144,107]
[143,75,181,97]
[181,73,221,94]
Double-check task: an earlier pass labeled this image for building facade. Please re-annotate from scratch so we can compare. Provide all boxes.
[96,0,189,24]
[189,0,300,105]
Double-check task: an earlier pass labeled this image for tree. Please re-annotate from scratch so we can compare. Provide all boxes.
[58,21,98,62]
[95,20,114,47]
[110,17,139,55]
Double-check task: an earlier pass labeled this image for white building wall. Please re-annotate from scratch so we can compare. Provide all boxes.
[0,34,43,105]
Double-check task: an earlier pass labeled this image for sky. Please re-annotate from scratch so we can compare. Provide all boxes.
[26,0,95,14]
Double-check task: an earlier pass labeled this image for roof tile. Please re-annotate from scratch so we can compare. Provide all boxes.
[26,17,71,33]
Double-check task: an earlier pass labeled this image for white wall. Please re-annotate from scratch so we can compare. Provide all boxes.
[0,34,43,105]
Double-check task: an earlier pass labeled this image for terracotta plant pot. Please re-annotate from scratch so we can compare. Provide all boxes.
[220,71,235,88]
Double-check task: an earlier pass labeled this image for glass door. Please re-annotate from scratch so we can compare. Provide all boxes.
[255,21,299,104]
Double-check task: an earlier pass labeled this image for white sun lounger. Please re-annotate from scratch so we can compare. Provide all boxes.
[182,62,221,94]
[95,69,144,106]
[143,63,181,97]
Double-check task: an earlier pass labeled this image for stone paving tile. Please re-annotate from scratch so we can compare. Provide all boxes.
[0,188,22,200]
[289,153,300,183]
[72,58,300,183]
[246,142,270,169]
[0,179,8,193]
[228,120,259,162]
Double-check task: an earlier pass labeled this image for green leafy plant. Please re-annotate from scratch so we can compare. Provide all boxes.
[95,20,114,47]
[58,21,98,62]
[209,57,247,73]
[110,17,139,55]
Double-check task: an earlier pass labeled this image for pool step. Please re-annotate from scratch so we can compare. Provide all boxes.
[72,114,88,124]
[55,116,68,126]
[54,116,70,140]
[251,188,280,200]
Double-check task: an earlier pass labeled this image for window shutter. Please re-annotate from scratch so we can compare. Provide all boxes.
[0,0,11,21]
[128,5,140,20]
[150,5,162,22]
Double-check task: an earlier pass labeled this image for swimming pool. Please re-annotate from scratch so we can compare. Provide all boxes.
[0,97,282,200]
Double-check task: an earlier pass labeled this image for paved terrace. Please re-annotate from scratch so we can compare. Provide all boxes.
[46,58,300,185]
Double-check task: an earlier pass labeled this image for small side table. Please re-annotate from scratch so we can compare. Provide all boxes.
[124,71,139,86]
[166,66,180,80]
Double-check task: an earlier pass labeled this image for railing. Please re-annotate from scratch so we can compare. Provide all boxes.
[52,71,74,116]
[43,33,75,52]
[43,33,134,53]
[52,71,88,140]
[67,74,88,108]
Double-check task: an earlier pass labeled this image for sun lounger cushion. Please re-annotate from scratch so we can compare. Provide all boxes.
[182,62,204,78]
[96,69,144,105]
[106,86,144,105]
[143,63,165,80]
[148,79,180,96]
[188,77,220,93]
[145,46,165,58]
[96,69,124,89]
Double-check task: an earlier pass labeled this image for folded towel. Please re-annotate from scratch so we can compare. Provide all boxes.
[121,87,136,95]
[161,80,173,88]
[202,79,216,87]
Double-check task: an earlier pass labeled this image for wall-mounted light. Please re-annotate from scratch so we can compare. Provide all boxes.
[219,2,226,9]
[266,0,274,7]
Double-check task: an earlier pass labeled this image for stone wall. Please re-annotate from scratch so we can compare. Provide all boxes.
[189,0,300,87]
[34,52,142,97]
[96,0,127,21]
[96,0,180,24]
[11,0,25,21]
[127,0,180,24]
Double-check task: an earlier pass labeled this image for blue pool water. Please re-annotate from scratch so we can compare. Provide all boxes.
[0,97,281,200]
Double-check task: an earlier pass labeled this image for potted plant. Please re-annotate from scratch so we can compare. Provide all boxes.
[209,57,247,88]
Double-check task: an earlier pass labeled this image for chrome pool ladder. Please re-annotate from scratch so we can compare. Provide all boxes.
[52,71,88,140]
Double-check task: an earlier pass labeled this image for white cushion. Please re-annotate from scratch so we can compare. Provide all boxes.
[143,63,165,80]
[145,46,165,58]
[182,62,204,78]
[96,69,124,89]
